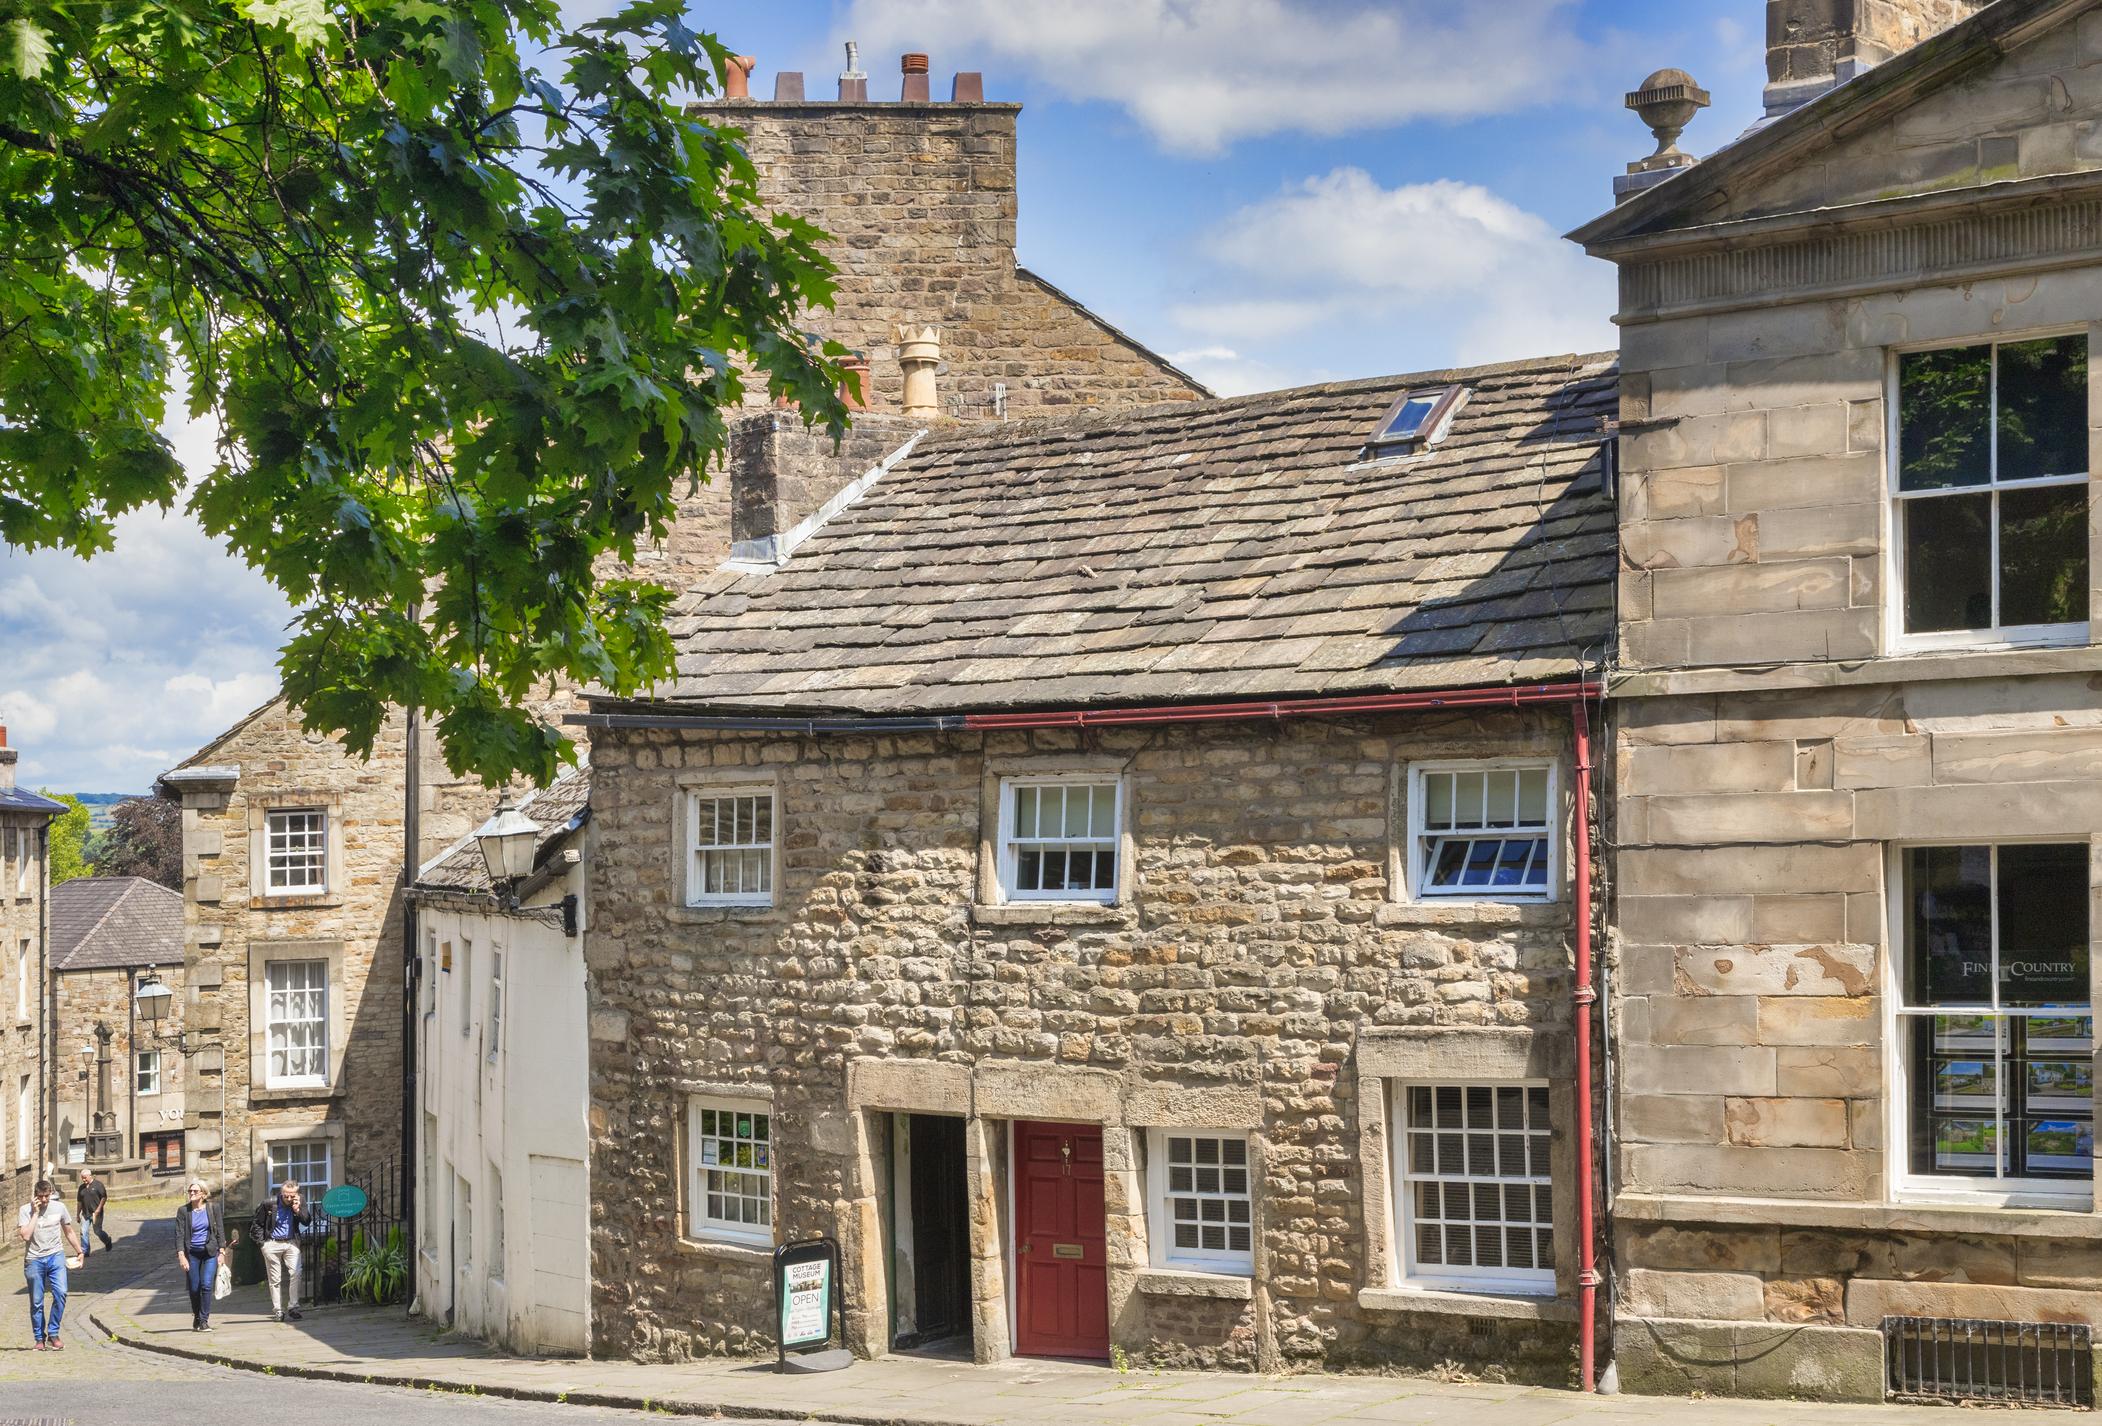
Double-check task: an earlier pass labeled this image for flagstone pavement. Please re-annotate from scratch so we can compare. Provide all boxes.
[64,1218,2046,1426]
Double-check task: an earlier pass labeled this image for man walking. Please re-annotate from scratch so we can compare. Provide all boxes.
[75,1168,113,1259]
[251,1175,314,1322]
[17,1178,85,1350]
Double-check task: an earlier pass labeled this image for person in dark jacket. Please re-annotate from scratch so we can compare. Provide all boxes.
[252,1177,315,1322]
[75,1168,112,1258]
[173,1179,228,1331]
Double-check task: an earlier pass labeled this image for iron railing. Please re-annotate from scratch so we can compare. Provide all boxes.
[1885,1315,2092,1407]
[295,1154,407,1308]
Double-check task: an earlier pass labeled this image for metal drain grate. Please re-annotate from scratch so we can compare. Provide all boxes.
[1885,1315,2093,1407]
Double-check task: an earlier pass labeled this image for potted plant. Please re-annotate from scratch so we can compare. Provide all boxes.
[342,1226,407,1306]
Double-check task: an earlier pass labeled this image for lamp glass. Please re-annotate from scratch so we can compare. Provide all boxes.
[474,800,541,885]
[134,976,172,1024]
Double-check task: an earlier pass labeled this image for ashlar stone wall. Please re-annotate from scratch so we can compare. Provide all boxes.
[54,964,185,1161]
[585,710,1587,1381]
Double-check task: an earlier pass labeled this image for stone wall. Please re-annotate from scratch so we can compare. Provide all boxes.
[699,95,1202,415]
[0,789,47,1236]
[584,711,1586,1379]
[54,965,185,1161]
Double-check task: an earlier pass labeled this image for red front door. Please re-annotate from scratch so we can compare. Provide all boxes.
[1013,1121,1109,1360]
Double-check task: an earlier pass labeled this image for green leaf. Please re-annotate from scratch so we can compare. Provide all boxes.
[7,18,51,78]
[240,0,335,48]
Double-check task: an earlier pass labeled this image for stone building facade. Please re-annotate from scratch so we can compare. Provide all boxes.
[698,57,1206,418]
[1575,0,2102,1399]
[0,727,61,1234]
[579,357,1618,1377]
[50,877,185,1177]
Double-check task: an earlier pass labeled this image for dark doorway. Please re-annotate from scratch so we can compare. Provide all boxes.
[893,1113,972,1352]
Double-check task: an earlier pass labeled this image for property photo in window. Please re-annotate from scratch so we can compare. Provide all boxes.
[264,808,328,894]
[1410,764,1556,901]
[1897,844,2094,1193]
[1398,1083,1554,1293]
[1896,336,2089,640]
[999,779,1120,901]
[1149,1130,1254,1274]
[686,789,775,906]
[687,1098,772,1243]
[264,959,328,1087]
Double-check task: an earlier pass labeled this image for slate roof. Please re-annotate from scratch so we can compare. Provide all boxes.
[649,352,1617,716]
[416,766,592,895]
[0,787,68,817]
[51,876,182,972]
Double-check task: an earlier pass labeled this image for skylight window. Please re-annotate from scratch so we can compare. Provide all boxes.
[1370,384,1467,453]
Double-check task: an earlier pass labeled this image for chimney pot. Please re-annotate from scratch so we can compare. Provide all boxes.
[897,325,942,418]
[0,723,8,748]
[901,53,931,103]
[951,71,984,103]
[840,40,869,102]
[839,355,872,413]
[773,71,805,102]
[724,55,755,100]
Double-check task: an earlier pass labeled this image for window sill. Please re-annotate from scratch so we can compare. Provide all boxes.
[678,1235,775,1266]
[1617,1191,2102,1238]
[972,901,1133,929]
[1376,900,1566,929]
[1615,641,2102,699]
[668,903,782,927]
[1135,1267,1252,1300]
[249,895,342,911]
[1358,1286,1575,1322]
[248,1084,341,1106]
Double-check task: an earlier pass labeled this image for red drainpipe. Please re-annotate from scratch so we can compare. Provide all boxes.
[967,679,1608,1388]
[1572,701,1601,1392]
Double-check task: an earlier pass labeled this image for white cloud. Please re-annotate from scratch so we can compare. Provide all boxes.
[1170,168,1616,379]
[1165,346,1333,398]
[837,0,1589,155]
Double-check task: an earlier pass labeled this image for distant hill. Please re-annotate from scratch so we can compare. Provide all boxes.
[71,793,143,832]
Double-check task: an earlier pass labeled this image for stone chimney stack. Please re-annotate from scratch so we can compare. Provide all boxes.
[0,724,16,792]
[1765,0,1988,116]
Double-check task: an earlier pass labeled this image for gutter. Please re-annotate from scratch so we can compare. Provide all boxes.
[572,681,1604,737]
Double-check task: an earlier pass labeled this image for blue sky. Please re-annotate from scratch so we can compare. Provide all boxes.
[0,0,1768,792]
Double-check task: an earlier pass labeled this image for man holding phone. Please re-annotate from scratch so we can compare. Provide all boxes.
[251,1175,315,1322]
[17,1178,85,1350]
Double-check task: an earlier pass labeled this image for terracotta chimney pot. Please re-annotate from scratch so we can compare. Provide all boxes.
[773,71,805,102]
[838,355,872,413]
[901,52,931,103]
[724,55,755,100]
[951,72,984,103]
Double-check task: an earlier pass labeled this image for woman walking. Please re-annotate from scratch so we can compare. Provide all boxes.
[173,1179,228,1331]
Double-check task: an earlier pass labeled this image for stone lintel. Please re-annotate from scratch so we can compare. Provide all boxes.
[843,1057,1261,1131]
[1355,1024,1571,1083]
[1614,642,2102,700]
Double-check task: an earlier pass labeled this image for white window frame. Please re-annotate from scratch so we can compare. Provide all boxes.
[1405,760,1559,905]
[488,1164,505,1281]
[1885,840,2094,1210]
[268,1139,333,1198]
[263,958,329,1089]
[15,1074,28,1163]
[996,776,1123,904]
[13,828,29,896]
[685,1096,774,1246]
[1887,331,2093,654]
[1146,1129,1255,1276]
[487,951,503,1062]
[262,808,329,897]
[458,1173,473,1267]
[459,937,474,1037]
[135,1049,162,1096]
[684,788,777,908]
[1393,1079,1556,1296]
[15,937,28,1021]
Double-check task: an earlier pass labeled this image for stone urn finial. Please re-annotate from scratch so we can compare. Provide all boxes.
[1625,68,1711,173]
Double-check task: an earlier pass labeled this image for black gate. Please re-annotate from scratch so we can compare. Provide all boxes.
[296,1155,408,1308]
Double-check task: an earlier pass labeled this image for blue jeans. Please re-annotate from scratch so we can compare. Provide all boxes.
[24,1252,65,1341]
[185,1247,218,1325]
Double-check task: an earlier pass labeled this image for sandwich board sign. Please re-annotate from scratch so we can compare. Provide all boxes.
[774,1236,850,1373]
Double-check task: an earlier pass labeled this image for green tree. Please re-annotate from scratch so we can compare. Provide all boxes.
[40,790,92,884]
[1,3,848,786]
[94,794,184,888]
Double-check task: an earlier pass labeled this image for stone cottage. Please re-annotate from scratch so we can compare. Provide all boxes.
[50,876,185,1178]
[157,57,1201,1219]
[0,725,62,1229]
[574,353,1618,1379]
[1573,0,2102,1401]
